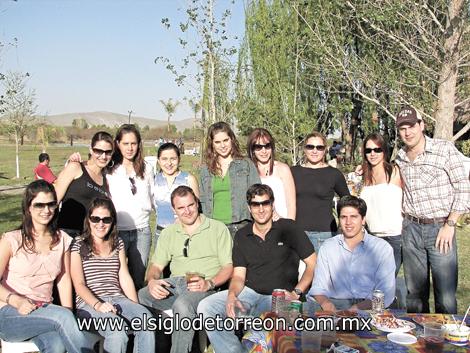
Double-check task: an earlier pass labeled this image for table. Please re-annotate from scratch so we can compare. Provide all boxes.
[242,312,470,353]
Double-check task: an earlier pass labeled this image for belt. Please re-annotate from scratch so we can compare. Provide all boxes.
[403,213,447,225]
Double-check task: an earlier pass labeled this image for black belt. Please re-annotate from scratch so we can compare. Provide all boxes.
[403,213,447,225]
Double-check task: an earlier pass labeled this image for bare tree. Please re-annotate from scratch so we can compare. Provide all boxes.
[159,98,180,133]
[0,71,36,178]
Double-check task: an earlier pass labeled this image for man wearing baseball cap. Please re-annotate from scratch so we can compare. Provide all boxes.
[395,106,470,314]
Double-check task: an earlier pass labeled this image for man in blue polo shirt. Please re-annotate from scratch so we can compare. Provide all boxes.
[308,195,396,311]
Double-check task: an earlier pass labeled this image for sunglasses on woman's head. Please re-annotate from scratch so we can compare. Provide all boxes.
[92,148,113,157]
[253,143,272,152]
[365,147,383,154]
[89,216,113,224]
[32,201,58,210]
[304,144,326,151]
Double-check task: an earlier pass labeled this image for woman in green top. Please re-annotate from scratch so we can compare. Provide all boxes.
[199,122,260,237]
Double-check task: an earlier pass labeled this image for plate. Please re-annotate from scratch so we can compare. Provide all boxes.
[372,318,416,333]
[387,332,418,345]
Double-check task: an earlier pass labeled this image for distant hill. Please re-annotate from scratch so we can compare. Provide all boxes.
[39,111,195,131]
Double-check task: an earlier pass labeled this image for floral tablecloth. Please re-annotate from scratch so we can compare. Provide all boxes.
[243,313,470,353]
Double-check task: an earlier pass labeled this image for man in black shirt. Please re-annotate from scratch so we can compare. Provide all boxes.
[197,184,316,353]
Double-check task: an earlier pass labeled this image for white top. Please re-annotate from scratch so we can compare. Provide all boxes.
[360,183,403,237]
[106,161,155,230]
[261,174,288,218]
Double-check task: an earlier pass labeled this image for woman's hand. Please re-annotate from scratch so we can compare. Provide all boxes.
[95,301,117,314]
[17,297,38,315]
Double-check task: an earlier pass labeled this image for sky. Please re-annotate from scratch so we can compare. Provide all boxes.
[0,0,245,121]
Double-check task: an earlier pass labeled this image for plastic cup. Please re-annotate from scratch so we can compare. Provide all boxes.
[423,322,444,353]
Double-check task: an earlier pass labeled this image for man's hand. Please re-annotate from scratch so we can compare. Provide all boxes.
[320,300,336,312]
[187,276,208,292]
[285,290,300,301]
[148,279,173,299]
[435,224,455,254]
[226,294,238,318]
[95,301,117,314]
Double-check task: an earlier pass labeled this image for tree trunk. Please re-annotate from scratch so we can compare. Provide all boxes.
[433,0,464,141]
[15,131,20,179]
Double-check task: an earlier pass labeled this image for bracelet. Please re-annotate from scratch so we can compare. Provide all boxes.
[5,292,14,305]
[93,301,100,310]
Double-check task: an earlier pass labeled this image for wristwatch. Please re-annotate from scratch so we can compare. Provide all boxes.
[446,219,457,227]
[207,279,216,291]
[293,288,303,296]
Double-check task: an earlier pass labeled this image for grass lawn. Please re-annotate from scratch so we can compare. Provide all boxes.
[0,142,468,314]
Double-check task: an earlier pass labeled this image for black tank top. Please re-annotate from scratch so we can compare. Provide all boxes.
[58,163,109,234]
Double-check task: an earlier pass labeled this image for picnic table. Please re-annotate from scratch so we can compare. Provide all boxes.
[242,312,470,353]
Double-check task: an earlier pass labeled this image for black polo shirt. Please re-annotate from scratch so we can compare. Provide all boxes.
[232,218,315,295]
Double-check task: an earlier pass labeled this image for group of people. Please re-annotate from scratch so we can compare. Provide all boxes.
[0,106,469,353]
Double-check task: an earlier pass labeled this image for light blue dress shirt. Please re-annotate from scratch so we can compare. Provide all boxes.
[308,231,396,307]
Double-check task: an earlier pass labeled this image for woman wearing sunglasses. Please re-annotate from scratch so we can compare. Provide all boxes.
[199,121,260,237]
[106,124,155,290]
[359,133,403,276]
[55,131,113,238]
[291,131,350,250]
[0,180,94,353]
[71,198,155,353]
[154,142,199,244]
[247,128,296,220]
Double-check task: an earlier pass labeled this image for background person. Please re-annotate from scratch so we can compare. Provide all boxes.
[359,132,403,276]
[291,131,350,250]
[0,180,94,353]
[55,131,113,238]
[199,121,260,237]
[71,197,154,353]
[106,124,155,290]
[34,152,57,184]
[247,128,296,220]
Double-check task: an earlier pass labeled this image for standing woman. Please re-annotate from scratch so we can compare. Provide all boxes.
[291,131,350,250]
[199,121,261,237]
[106,124,154,289]
[359,132,402,276]
[247,128,296,219]
[71,198,155,353]
[55,131,113,238]
[0,180,93,353]
[154,142,199,240]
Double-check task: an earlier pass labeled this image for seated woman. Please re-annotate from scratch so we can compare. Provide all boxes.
[0,180,93,353]
[71,197,155,353]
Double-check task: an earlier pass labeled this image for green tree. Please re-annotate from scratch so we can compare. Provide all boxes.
[159,98,180,132]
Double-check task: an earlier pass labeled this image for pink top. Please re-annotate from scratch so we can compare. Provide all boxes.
[0,230,71,309]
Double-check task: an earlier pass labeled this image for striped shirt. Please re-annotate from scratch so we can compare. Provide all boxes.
[395,136,470,219]
[71,237,124,306]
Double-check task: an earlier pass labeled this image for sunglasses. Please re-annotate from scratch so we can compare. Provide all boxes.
[92,148,113,157]
[183,238,190,257]
[253,143,272,152]
[129,177,137,195]
[365,147,383,154]
[89,216,113,224]
[249,200,272,208]
[32,201,58,210]
[304,144,326,151]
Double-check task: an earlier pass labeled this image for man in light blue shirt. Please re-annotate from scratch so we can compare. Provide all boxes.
[308,195,395,311]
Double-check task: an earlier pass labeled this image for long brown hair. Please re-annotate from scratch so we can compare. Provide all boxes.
[79,197,119,259]
[361,133,393,186]
[19,180,60,253]
[111,124,145,179]
[247,128,275,176]
[204,121,243,175]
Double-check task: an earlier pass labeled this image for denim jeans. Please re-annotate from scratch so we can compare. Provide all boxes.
[305,231,335,252]
[382,235,402,277]
[119,226,152,290]
[0,303,95,353]
[197,287,272,353]
[77,295,155,353]
[138,276,214,353]
[401,219,458,314]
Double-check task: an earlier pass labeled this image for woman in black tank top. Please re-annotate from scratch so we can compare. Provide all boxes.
[55,131,114,237]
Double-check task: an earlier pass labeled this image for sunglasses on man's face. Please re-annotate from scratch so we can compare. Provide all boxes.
[129,177,137,195]
[249,200,272,208]
[253,143,272,152]
[365,147,383,154]
[304,144,326,151]
[89,216,113,224]
[92,148,113,157]
[32,201,58,210]
[183,238,190,257]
